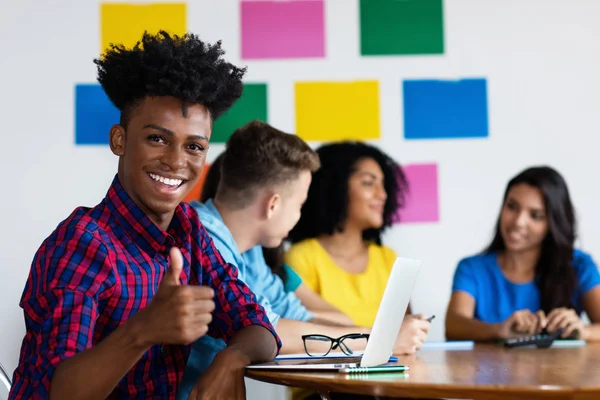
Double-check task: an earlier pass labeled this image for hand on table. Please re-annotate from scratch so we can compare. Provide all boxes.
[497,309,546,339]
[393,314,431,354]
[546,308,585,339]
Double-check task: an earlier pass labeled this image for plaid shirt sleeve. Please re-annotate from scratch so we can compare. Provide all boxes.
[11,228,115,399]
[197,225,282,351]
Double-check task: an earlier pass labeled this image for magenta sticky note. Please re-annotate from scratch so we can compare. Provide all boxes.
[241,0,325,59]
[395,163,439,223]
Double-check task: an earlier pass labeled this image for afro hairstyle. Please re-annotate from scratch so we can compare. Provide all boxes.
[94,30,246,126]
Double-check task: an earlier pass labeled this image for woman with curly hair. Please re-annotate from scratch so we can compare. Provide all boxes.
[286,141,430,334]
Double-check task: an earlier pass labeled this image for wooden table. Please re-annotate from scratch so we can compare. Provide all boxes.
[246,343,600,399]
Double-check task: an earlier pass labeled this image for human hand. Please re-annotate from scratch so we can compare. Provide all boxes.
[496,309,545,339]
[393,314,430,355]
[188,349,248,400]
[134,247,215,346]
[546,308,584,339]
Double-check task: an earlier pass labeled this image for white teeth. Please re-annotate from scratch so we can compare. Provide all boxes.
[149,173,183,187]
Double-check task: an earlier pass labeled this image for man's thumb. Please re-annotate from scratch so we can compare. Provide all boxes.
[161,247,184,286]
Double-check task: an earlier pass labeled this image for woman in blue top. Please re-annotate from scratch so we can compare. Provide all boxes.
[446,166,600,341]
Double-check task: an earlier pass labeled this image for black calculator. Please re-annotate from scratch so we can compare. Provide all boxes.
[503,328,565,349]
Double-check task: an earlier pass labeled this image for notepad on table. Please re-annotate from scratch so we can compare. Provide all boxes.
[275,351,398,362]
[421,341,475,350]
[551,340,587,348]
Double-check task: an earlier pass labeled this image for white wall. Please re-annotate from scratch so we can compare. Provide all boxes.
[2,0,600,398]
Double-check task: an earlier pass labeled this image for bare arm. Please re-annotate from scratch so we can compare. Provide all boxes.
[187,325,278,399]
[294,283,338,311]
[580,286,600,341]
[276,318,370,354]
[278,316,431,355]
[294,284,354,326]
[224,325,278,363]
[310,311,355,327]
[445,291,500,341]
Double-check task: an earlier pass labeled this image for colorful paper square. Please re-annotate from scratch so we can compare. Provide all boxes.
[395,163,439,223]
[403,78,489,140]
[100,3,187,51]
[360,0,444,56]
[295,80,380,141]
[241,0,325,59]
[183,163,211,203]
[75,84,119,145]
[211,83,268,144]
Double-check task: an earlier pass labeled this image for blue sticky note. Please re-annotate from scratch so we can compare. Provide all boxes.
[75,84,119,145]
[403,78,488,140]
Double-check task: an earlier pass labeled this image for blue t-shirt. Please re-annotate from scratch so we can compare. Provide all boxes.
[177,200,313,399]
[451,249,600,324]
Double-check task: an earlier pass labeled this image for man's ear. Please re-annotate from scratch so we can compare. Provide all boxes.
[109,124,126,156]
[265,192,281,220]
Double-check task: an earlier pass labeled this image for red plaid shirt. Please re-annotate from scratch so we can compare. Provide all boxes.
[9,175,280,399]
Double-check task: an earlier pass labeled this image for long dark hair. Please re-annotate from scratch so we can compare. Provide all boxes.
[199,152,287,281]
[485,166,577,313]
[288,141,408,245]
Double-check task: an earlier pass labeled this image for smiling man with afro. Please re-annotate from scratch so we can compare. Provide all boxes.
[8,31,280,400]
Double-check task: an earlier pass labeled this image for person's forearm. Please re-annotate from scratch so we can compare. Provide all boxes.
[50,317,148,400]
[277,319,370,354]
[224,325,279,365]
[445,313,500,341]
[295,284,343,314]
[311,311,355,327]
[293,286,354,326]
[582,324,600,341]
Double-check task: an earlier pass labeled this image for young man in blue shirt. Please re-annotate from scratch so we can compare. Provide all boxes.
[177,121,431,398]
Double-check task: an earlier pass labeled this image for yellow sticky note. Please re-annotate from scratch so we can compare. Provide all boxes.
[295,80,380,141]
[100,3,187,51]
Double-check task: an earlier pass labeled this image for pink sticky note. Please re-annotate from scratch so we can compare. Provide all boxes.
[241,0,325,59]
[395,163,439,223]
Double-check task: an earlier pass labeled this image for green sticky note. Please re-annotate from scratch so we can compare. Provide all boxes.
[211,83,268,143]
[360,0,444,56]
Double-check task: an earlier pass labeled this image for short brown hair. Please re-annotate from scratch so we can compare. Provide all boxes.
[217,120,320,208]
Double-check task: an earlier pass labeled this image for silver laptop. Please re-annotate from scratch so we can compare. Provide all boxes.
[246,257,422,372]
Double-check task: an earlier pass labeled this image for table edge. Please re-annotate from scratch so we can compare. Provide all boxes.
[246,369,600,399]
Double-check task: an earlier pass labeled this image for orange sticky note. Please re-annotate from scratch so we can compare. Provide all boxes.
[295,80,380,141]
[183,163,211,203]
[100,3,187,51]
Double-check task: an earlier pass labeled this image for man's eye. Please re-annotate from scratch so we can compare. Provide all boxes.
[188,143,205,151]
[148,135,165,143]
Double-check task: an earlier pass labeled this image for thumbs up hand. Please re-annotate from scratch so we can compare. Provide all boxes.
[133,247,215,347]
[160,246,185,287]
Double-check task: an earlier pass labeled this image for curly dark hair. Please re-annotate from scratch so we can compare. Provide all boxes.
[288,141,409,245]
[94,30,246,126]
[484,166,577,314]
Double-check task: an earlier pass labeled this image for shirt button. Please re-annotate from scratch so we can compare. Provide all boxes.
[160,346,166,354]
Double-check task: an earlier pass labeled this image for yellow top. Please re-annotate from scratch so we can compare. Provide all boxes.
[284,238,398,327]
